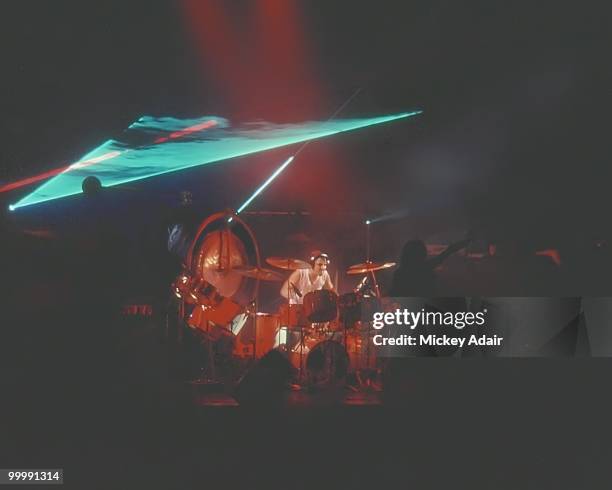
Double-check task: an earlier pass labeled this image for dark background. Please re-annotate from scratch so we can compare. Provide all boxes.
[1,2,612,488]
[2,0,611,248]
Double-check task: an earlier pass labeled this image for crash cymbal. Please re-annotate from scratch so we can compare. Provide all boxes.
[266,257,310,270]
[232,265,284,281]
[346,261,397,275]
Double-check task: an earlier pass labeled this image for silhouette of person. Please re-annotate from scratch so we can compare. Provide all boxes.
[390,235,471,296]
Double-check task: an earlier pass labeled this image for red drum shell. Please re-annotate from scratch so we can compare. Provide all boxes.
[302,290,338,323]
[278,303,305,328]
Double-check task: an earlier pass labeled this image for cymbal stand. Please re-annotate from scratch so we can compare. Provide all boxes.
[342,319,359,391]
[356,270,380,390]
[364,221,379,384]
[282,258,305,383]
[368,269,381,298]
[364,320,374,389]
[194,323,218,385]
[205,328,217,382]
[298,324,306,382]
[251,287,260,363]
[366,219,371,261]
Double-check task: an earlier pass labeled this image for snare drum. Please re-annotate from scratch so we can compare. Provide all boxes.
[303,290,338,323]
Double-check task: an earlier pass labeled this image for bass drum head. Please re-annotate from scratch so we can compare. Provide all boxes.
[306,340,349,385]
[303,290,338,323]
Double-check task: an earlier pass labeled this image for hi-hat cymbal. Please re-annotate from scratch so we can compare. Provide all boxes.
[232,265,284,281]
[266,257,310,270]
[346,261,397,275]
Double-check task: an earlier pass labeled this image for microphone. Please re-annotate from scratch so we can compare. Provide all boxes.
[290,282,302,298]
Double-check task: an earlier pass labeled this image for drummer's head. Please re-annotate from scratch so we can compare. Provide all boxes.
[310,250,330,275]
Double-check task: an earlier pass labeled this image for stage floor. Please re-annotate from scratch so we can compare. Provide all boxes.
[195,388,383,408]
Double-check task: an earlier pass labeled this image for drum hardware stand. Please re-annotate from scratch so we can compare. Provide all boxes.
[342,320,360,392]
[200,327,217,383]
[366,218,371,262]
[239,300,259,363]
[329,326,341,386]
[289,320,307,384]
[224,209,264,374]
[284,258,307,384]
[184,325,224,397]
[191,215,230,387]
[338,220,395,391]
[298,324,306,383]
[362,320,375,390]
[225,211,262,365]
[357,280,381,390]
[249,304,258,362]
[362,220,379,386]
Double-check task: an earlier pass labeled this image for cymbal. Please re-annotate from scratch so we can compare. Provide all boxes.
[266,257,310,270]
[232,265,284,281]
[346,261,397,275]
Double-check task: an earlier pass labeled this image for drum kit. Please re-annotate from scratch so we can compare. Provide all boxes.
[171,210,397,389]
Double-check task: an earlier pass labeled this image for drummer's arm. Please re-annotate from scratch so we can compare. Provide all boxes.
[280,270,301,299]
[323,272,335,292]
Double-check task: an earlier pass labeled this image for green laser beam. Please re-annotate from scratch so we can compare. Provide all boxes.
[10,111,422,209]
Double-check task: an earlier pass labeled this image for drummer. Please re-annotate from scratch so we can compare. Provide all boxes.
[280,250,335,304]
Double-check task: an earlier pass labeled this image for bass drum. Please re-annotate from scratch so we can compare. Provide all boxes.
[303,290,338,323]
[306,340,349,385]
[232,313,281,359]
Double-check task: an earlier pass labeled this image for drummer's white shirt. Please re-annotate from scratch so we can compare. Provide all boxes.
[284,269,330,304]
